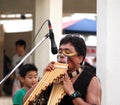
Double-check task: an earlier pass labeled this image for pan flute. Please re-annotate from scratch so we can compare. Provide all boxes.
[24,62,68,105]
[47,82,66,105]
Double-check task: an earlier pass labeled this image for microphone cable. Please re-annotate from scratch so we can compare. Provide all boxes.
[26,19,49,53]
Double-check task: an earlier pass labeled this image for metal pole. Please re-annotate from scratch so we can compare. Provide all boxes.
[0,33,50,85]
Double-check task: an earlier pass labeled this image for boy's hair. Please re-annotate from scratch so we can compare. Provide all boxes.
[15,39,26,49]
[19,64,38,78]
[60,35,87,65]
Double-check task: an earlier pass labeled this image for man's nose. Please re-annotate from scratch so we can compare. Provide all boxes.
[57,54,68,63]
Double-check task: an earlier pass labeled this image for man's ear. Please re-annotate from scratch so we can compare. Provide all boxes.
[77,56,84,64]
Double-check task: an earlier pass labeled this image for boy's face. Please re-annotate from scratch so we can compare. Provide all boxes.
[21,70,38,90]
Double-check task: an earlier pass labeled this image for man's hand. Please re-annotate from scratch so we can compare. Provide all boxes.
[43,61,55,74]
[62,72,75,95]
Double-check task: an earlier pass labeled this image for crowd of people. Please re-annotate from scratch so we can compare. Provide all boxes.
[3,35,101,105]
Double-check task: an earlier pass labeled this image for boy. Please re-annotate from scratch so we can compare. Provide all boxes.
[13,64,38,105]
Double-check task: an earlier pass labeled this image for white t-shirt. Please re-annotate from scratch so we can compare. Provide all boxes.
[12,53,32,67]
[12,53,32,75]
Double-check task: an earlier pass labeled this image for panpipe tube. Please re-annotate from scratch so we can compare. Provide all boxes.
[24,62,68,105]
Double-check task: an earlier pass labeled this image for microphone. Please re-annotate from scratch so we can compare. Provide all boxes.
[48,20,58,54]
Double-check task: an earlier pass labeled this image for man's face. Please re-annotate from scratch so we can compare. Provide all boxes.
[58,43,81,72]
[16,45,25,55]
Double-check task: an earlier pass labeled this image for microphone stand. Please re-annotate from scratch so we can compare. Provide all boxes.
[0,33,50,85]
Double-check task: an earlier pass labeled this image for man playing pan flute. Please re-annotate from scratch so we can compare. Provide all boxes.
[24,35,101,105]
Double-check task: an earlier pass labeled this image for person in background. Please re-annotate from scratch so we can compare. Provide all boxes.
[2,51,14,96]
[24,35,101,105]
[92,57,96,68]
[13,64,38,105]
[12,39,32,96]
